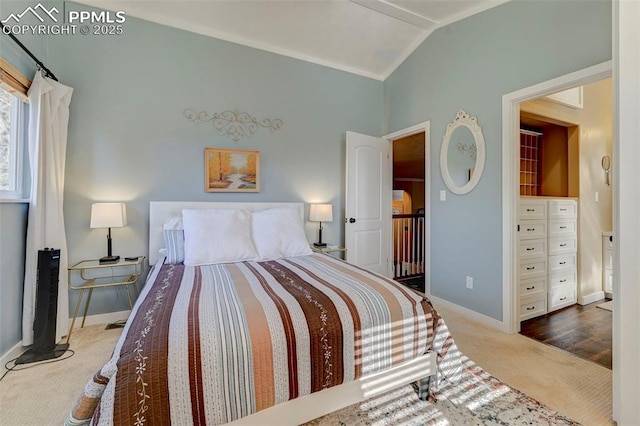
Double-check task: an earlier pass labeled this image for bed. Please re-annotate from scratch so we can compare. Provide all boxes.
[66,202,461,425]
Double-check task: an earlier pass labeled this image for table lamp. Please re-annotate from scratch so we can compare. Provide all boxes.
[90,202,127,264]
[309,204,332,247]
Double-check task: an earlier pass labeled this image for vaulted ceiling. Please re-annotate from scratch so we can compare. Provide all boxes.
[78,0,509,80]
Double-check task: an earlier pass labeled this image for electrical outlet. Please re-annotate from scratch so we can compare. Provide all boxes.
[440,190,446,201]
[466,276,473,289]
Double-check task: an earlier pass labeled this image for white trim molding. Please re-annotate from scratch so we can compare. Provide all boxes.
[69,310,132,329]
[613,0,640,421]
[578,291,605,306]
[428,295,508,333]
[1,341,26,375]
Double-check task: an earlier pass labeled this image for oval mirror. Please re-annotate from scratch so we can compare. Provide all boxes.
[440,110,486,194]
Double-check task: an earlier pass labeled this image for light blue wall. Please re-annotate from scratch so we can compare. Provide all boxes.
[47,4,383,316]
[384,0,612,320]
[0,1,50,355]
[0,203,28,355]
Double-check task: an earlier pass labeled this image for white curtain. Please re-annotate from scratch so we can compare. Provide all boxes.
[22,71,73,345]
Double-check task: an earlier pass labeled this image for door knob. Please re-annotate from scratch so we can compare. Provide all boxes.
[349,218,356,223]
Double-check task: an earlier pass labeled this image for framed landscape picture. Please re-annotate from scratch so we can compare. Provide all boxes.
[205,148,260,192]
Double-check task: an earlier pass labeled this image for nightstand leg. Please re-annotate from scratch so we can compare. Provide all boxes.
[81,288,94,328]
[125,284,133,310]
[67,288,85,344]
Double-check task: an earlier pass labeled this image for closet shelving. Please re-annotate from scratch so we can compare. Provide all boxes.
[520,129,543,196]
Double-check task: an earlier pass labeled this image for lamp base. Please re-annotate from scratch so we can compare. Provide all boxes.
[99,255,120,264]
[313,242,327,247]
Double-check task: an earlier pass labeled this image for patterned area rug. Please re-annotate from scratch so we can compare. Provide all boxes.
[305,356,580,425]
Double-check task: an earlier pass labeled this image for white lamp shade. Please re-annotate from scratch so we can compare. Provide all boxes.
[309,204,333,222]
[90,203,127,228]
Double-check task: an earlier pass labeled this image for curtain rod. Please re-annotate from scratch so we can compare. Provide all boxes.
[0,22,58,81]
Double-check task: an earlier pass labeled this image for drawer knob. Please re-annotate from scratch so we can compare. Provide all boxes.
[559,261,566,265]
[560,297,567,301]
[560,226,567,229]
[526,266,535,271]
[560,243,567,247]
[527,306,535,311]
[527,228,535,231]
[526,208,534,212]
[526,286,535,290]
[560,208,567,211]
[560,279,567,283]
[526,247,535,251]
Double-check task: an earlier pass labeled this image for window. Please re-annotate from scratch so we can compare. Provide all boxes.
[0,87,26,199]
[0,58,30,201]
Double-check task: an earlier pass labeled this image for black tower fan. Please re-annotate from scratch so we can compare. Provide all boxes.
[15,248,69,364]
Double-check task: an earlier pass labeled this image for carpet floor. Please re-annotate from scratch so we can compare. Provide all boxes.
[0,303,613,425]
[305,356,579,425]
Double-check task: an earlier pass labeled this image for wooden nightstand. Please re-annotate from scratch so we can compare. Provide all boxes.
[66,256,145,342]
[311,245,347,259]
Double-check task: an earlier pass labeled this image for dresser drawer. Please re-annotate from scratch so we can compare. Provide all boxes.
[548,219,576,237]
[548,236,577,255]
[548,253,577,272]
[518,238,547,259]
[519,220,546,240]
[520,277,546,298]
[548,200,577,219]
[519,258,547,279]
[548,270,577,289]
[520,296,547,321]
[548,285,576,311]
[519,200,547,220]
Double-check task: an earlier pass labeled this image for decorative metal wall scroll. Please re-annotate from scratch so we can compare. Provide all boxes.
[184,108,283,143]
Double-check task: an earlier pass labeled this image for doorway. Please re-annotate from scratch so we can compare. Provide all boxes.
[514,78,613,325]
[384,121,431,295]
[501,61,612,333]
[391,132,426,292]
[502,62,614,420]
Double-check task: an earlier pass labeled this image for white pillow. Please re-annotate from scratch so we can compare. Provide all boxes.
[182,209,258,266]
[162,217,185,264]
[251,207,312,261]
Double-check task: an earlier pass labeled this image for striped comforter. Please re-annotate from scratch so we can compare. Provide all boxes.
[67,253,461,425]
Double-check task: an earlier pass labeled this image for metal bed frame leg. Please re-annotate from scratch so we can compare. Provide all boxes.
[415,375,431,401]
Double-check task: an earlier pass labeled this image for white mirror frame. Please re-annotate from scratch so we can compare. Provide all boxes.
[440,109,486,195]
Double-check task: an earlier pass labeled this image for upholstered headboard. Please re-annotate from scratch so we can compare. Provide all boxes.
[148,201,305,265]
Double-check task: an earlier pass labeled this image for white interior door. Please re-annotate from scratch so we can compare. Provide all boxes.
[345,131,391,276]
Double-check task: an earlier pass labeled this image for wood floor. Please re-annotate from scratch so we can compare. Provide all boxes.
[520,299,612,369]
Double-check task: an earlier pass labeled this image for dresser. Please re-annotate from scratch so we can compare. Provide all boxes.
[519,198,578,321]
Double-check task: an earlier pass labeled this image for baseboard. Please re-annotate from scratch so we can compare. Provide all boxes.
[428,294,510,333]
[578,290,605,306]
[1,341,26,374]
[70,310,131,329]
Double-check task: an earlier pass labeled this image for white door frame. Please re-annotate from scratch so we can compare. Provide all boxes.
[501,61,612,335]
[384,121,431,295]
[613,0,640,421]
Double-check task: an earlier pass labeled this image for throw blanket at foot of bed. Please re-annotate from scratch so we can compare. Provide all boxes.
[66,254,462,425]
